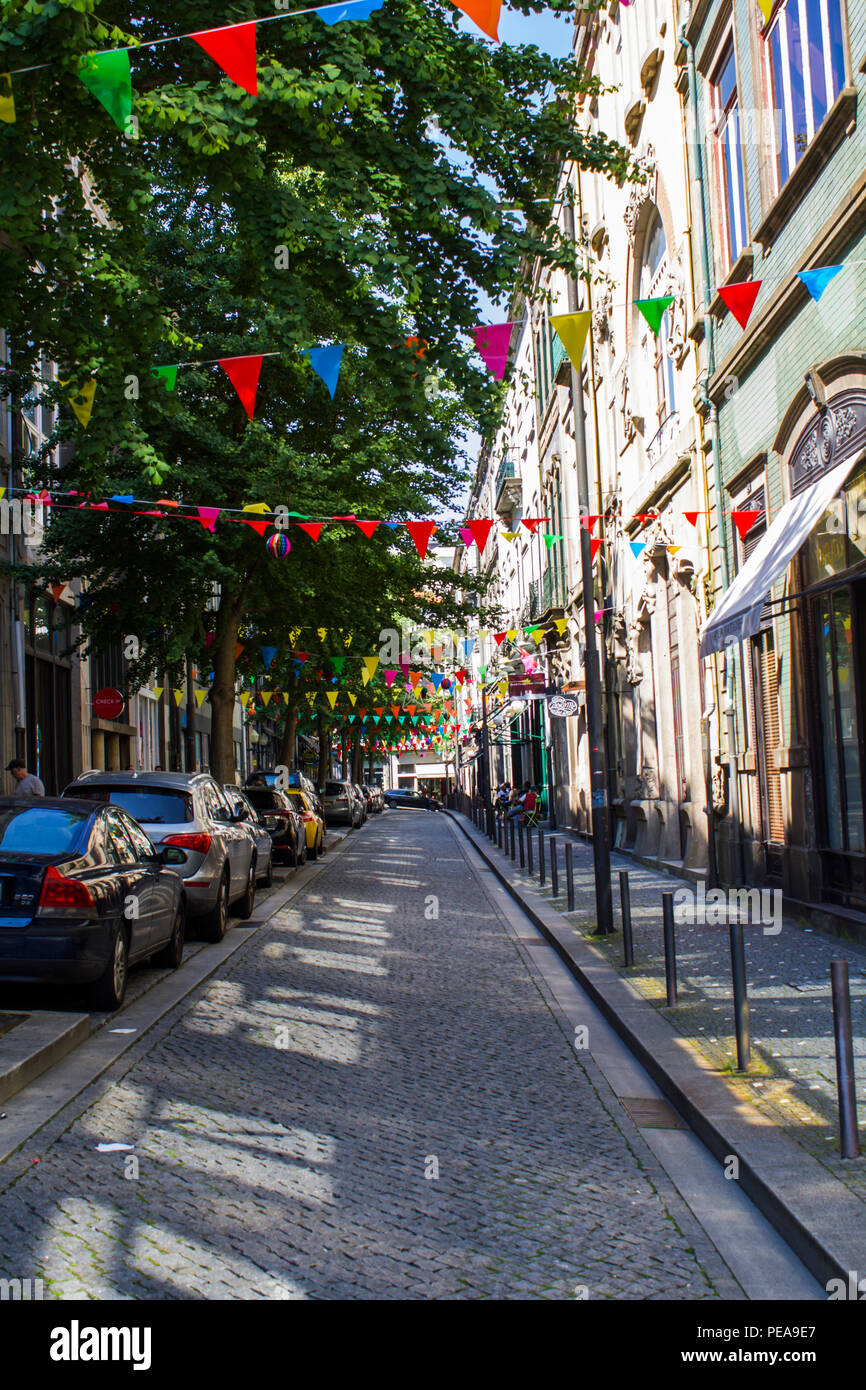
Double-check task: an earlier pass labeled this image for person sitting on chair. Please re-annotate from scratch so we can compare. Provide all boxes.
[522,784,540,826]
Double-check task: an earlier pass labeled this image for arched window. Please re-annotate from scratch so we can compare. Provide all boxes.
[638,210,677,434]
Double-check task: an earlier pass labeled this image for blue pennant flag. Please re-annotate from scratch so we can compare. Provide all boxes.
[302,345,344,399]
[430,672,445,690]
[110,494,135,505]
[630,542,646,559]
[315,0,384,22]
[798,265,844,301]
[261,645,278,671]
[381,521,399,530]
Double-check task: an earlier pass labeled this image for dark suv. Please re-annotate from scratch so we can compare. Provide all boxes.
[242,786,306,866]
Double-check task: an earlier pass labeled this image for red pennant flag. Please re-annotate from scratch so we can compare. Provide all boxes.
[355,520,380,539]
[635,512,658,525]
[718,280,762,330]
[521,517,550,534]
[196,506,220,532]
[464,519,494,552]
[683,511,702,527]
[731,509,762,540]
[455,670,467,685]
[406,520,436,559]
[191,21,258,95]
[580,514,600,532]
[218,354,263,419]
[295,652,309,662]
[235,642,245,659]
[297,522,323,541]
[590,538,603,561]
[493,632,507,646]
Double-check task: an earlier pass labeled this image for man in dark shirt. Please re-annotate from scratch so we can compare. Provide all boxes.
[6,759,45,797]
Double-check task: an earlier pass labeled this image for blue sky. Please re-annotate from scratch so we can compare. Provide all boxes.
[494,6,576,58]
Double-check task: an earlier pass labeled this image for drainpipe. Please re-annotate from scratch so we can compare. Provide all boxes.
[679,1,739,886]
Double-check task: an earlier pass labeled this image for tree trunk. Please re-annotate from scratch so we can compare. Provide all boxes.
[316,709,329,794]
[351,728,363,783]
[209,603,242,785]
[279,669,299,770]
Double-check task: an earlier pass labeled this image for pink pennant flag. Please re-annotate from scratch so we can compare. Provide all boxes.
[385,670,397,687]
[196,506,220,532]
[473,322,516,379]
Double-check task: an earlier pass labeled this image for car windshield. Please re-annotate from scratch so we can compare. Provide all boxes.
[71,787,194,824]
[287,792,308,809]
[0,806,90,855]
[244,788,283,809]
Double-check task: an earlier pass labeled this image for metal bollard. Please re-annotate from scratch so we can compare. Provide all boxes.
[497,818,503,851]
[550,837,558,897]
[538,829,545,886]
[662,892,677,1006]
[526,825,533,874]
[509,818,515,861]
[729,921,751,1071]
[620,871,634,967]
[518,822,525,869]
[831,960,861,1159]
[565,842,575,911]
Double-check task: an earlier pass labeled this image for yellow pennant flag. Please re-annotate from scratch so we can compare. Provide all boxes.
[501,531,519,542]
[363,655,379,680]
[283,693,289,704]
[553,617,568,635]
[757,0,773,23]
[326,691,338,708]
[348,693,357,707]
[506,628,517,641]
[667,545,682,556]
[317,627,328,641]
[306,691,316,707]
[194,688,208,709]
[290,627,301,643]
[261,691,273,706]
[152,687,163,701]
[498,680,508,697]
[425,630,435,647]
[550,311,592,370]
[239,692,251,709]
[173,689,184,707]
[68,379,97,429]
[478,628,488,640]
[361,667,371,686]
[0,74,15,124]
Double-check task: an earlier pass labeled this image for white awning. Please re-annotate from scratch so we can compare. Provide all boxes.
[700,450,864,658]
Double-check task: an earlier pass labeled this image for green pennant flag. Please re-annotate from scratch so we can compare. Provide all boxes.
[331,656,346,674]
[373,715,380,724]
[78,50,133,132]
[288,511,310,519]
[634,296,674,336]
[543,533,565,549]
[151,365,178,391]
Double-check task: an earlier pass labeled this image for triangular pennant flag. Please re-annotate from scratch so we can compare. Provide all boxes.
[151,365,178,391]
[634,296,674,336]
[550,311,592,369]
[297,521,323,541]
[219,355,263,420]
[452,0,501,39]
[240,502,272,536]
[306,692,316,707]
[590,538,603,561]
[261,645,278,670]
[405,520,436,559]
[68,379,97,429]
[317,626,327,640]
[798,266,844,301]
[543,533,564,549]
[153,687,164,702]
[77,50,132,132]
[718,280,762,330]
[459,519,494,553]
[385,670,397,687]
[731,509,762,540]
[239,692,252,709]
[667,545,682,556]
[196,506,220,532]
[501,531,520,542]
[493,632,507,646]
[521,517,551,534]
[553,618,568,635]
[347,693,357,707]
[316,0,386,23]
[506,629,517,641]
[302,346,344,399]
[331,656,345,674]
[191,22,258,95]
[683,511,703,527]
[363,655,379,680]
[355,520,380,538]
[0,73,15,124]
[580,514,600,532]
[472,322,515,379]
[326,692,338,708]
[260,691,273,707]
[283,693,289,704]
[235,642,245,660]
[757,0,773,23]
[630,541,646,558]
[173,689,185,707]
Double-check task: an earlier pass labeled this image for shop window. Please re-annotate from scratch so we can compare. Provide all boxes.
[762,0,847,195]
[709,35,748,273]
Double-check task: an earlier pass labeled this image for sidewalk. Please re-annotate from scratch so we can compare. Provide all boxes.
[449,809,866,1287]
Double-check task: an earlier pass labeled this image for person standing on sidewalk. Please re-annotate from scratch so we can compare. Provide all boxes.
[6,759,45,797]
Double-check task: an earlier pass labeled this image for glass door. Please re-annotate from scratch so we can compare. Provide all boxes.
[811,582,866,903]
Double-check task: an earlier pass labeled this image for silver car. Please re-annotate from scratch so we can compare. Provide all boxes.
[223,785,274,887]
[322,779,364,828]
[64,771,257,942]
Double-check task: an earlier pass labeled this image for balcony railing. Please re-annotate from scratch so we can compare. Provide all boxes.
[529,568,567,621]
[494,457,522,516]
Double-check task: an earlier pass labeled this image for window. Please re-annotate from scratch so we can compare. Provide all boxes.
[104,809,138,865]
[709,37,748,272]
[639,212,677,433]
[122,814,158,863]
[763,0,846,193]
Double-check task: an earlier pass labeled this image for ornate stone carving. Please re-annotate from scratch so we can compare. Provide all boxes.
[618,359,635,445]
[664,253,688,368]
[624,146,657,248]
[594,286,614,359]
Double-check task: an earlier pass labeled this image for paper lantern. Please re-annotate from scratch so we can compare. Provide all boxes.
[266,533,290,558]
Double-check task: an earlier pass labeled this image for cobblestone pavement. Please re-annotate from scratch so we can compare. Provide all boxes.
[0,812,737,1300]
[499,821,866,1202]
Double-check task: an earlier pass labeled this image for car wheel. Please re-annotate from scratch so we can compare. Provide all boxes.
[233,860,257,919]
[87,926,129,1012]
[153,899,185,971]
[201,870,229,942]
[295,836,307,868]
[262,853,273,887]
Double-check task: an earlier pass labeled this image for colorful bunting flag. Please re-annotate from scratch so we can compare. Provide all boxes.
[326,692,338,708]
[219,355,263,420]
[0,73,15,124]
[240,502,272,536]
[501,531,520,542]
[798,266,843,301]
[355,520,380,538]
[580,514,600,532]
[261,645,278,670]
[316,0,385,21]
[297,521,323,541]
[302,345,344,398]
[543,533,564,549]
[731,509,762,540]
[630,541,646,559]
[460,519,494,553]
[196,506,220,532]
[553,618,568,635]
[634,296,674,336]
[406,520,436,559]
[493,632,507,646]
[757,0,773,23]
[151,365,178,391]
[590,538,603,561]
[453,0,502,39]
[718,280,762,329]
[191,22,258,95]
[173,689,184,707]
[550,311,591,369]
[68,379,97,429]
[363,655,379,680]
[78,50,132,132]
[473,322,515,379]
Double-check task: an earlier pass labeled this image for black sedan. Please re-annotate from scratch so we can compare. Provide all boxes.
[0,797,187,1011]
[241,787,306,866]
[383,788,441,811]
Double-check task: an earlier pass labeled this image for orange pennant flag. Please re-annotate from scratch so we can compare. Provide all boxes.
[453,0,501,40]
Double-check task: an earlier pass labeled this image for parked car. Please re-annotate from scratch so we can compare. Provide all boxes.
[351,785,368,823]
[322,780,364,828]
[63,771,258,943]
[360,785,384,815]
[241,786,306,866]
[383,788,440,811]
[222,785,274,886]
[245,769,323,816]
[285,788,326,859]
[0,796,187,1010]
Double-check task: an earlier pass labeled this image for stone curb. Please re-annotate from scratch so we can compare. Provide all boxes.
[447,809,865,1292]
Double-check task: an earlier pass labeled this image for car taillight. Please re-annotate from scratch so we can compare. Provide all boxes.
[269,810,294,819]
[334,796,348,804]
[38,866,96,913]
[163,832,212,854]
[299,812,314,822]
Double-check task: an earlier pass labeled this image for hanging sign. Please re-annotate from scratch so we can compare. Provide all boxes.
[547,693,580,718]
[92,687,126,720]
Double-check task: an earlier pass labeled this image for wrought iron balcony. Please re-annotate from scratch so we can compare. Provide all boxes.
[494,457,522,516]
[529,568,567,622]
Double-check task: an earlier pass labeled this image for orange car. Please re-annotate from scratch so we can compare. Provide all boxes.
[287,789,326,859]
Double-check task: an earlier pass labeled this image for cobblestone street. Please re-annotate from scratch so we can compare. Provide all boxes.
[0,811,735,1300]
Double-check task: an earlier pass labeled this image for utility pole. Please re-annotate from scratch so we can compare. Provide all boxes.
[564,191,613,935]
[480,680,492,833]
